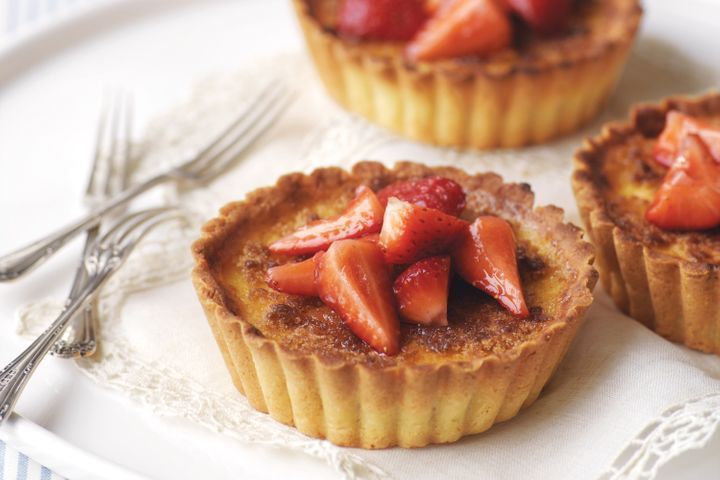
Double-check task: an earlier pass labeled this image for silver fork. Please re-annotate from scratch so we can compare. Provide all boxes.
[0,78,294,281]
[0,207,185,424]
[52,90,133,358]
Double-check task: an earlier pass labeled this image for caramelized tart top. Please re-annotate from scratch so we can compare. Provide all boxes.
[192,162,596,367]
[298,0,641,76]
[574,93,720,265]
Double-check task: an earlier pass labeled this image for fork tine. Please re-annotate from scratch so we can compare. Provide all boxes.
[98,207,176,246]
[188,77,283,165]
[193,86,296,181]
[196,81,289,161]
[104,91,122,196]
[85,91,115,198]
[114,90,133,194]
[114,207,181,246]
[119,211,186,252]
[185,85,295,180]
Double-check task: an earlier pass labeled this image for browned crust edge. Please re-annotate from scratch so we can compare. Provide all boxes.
[290,0,642,148]
[191,161,597,448]
[294,0,642,78]
[572,92,720,355]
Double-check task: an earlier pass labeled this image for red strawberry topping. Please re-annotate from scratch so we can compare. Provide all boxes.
[646,134,720,231]
[337,0,429,42]
[654,111,720,167]
[376,177,466,216]
[316,239,400,354]
[452,216,529,317]
[406,0,512,62]
[266,252,322,296]
[269,186,384,256]
[379,198,468,264]
[507,0,571,34]
[393,256,451,326]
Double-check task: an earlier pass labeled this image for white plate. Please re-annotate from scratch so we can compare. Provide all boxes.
[0,1,338,478]
[0,1,718,479]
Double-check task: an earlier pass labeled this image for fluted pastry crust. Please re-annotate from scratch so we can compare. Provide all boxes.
[572,93,720,355]
[192,162,597,448]
[292,0,642,149]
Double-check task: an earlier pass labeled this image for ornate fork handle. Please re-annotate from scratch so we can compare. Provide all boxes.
[1,79,292,282]
[0,267,112,422]
[0,174,169,281]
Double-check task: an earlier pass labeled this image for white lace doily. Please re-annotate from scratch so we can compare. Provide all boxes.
[16,50,720,480]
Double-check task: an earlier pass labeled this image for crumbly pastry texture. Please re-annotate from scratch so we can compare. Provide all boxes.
[293,0,642,149]
[192,161,597,448]
[13,56,720,477]
[572,92,720,355]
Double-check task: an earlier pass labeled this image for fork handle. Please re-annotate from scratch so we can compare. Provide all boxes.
[0,173,169,281]
[0,271,109,423]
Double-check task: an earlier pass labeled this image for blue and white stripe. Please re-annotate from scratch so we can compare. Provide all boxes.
[1,1,104,478]
[2,0,94,36]
[1,441,66,480]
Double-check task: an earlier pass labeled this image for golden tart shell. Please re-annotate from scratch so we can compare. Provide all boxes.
[572,93,720,355]
[192,162,597,448]
[293,0,642,149]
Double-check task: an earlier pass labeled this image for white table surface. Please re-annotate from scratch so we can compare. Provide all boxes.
[0,1,718,479]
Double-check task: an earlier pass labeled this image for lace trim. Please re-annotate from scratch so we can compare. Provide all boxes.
[600,393,720,480]
[14,52,720,480]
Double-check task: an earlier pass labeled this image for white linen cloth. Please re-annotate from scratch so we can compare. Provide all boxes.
[0,2,97,479]
[15,48,720,480]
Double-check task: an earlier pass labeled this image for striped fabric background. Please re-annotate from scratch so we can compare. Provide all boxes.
[2,0,92,34]
[0,441,65,480]
[1,1,88,478]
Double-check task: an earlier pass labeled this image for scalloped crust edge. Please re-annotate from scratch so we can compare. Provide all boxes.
[572,92,720,355]
[192,161,598,448]
[292,0,641,149]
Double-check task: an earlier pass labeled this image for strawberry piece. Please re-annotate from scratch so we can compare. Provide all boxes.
[393,256,451,326]
[316,240,400,354]
[507,0,571,34]
[646,134,720,231]
[380,198,468,264]
[406,0,512,62]
[654,112,720,167]
[266,253,322,296]
[452,216,529,317]
[376,177,466,216]
[269,186,384,256]
[359,233,380,244]
[337,0,428,42]
[424,0,445,13]
[427,0,510,13]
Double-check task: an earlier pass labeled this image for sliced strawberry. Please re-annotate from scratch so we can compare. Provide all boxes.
[359,233,380,244]
[424,0,445,13]
[646,134,720,230]
[269,186,384,256]
[507,0,571,34]
[338,0,428,42]
[316,240,400,354]
[266,252,323,296]
[452,216,529,317]
[393,256,450,326]
[377,177,466,216]
[380,198,468,264]
[406,0,512,62]
[654,111,720,167]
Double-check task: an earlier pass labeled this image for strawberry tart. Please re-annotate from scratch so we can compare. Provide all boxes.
[293,0,642,148]
[573,93,720,355]
[192,161,597,447]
